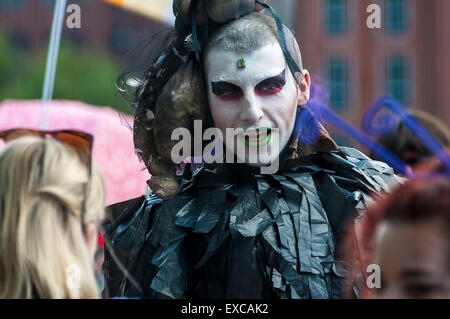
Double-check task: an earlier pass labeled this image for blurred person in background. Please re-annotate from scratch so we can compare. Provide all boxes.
[0,132,106,298]
[344,177,450,299]
[370,109,450,171]
[413,147,450,175]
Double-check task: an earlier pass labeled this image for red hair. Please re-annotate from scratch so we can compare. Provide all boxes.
[342,177,450,298]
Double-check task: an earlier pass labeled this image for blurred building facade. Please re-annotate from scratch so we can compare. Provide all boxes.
[0,0,166,57]
[294,0,450,129]
[1,0,449,128]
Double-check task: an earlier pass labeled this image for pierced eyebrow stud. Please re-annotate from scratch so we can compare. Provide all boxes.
[237,58,246,69]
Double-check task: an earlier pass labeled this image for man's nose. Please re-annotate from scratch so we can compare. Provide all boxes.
[239,91,264,123]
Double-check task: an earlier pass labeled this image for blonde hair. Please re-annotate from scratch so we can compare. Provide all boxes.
[0,136,106,298]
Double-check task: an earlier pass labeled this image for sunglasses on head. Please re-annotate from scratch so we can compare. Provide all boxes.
[0,128,92,151]
[0,128,94,228]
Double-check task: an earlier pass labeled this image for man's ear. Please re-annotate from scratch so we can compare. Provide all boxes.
[297,69,311,105]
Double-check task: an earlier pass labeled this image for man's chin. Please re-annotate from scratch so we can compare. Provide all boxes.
[237,155,277,167]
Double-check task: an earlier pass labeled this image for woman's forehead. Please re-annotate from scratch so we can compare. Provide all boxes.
[205,43,286,83]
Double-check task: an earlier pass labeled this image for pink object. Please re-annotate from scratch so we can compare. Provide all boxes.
[0,99,149,206]
[97,231,105,249]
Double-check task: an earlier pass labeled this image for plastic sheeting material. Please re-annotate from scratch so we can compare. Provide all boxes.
[103,147,402,299]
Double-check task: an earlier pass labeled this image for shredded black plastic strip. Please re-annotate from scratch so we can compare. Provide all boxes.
[103,238,143,295]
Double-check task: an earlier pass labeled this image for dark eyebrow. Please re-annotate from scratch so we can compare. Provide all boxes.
[210,81,240,88]
[400,269,434,278]
[256,69,286,87]
[210,81,241,95]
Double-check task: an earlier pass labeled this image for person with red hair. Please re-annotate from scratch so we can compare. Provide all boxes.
[344,177,450,299]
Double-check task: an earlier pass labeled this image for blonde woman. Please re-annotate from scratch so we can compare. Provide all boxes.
[0,130,106,298]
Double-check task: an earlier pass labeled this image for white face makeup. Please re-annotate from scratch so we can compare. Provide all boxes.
[205,43,304,167]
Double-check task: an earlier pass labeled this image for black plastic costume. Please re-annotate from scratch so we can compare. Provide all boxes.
[103,145,399,299]
[103,1,401,299]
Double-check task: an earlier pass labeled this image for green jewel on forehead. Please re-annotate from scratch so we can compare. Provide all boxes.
[237,58,246,69]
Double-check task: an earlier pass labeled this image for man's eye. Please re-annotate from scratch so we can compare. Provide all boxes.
[255,70,286,95]
[405,283,441,298]
[258,81,285,91]
[211,81,242,99]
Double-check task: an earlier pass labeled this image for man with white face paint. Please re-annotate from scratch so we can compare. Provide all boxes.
[103,1,401,299]
[206,43,301,169]
[204,12,312,171]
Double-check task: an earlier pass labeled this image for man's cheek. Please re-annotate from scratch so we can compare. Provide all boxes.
[210,109,230,134]
[214,105,239,127]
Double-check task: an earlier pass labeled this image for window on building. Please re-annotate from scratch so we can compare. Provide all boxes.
[323,0,348,36]
[42,0,83,10]
[9,31,29,51]
[385,0,409,33]
[109,27,139,54]
[67,31,84,47]
[0,0,28,11]
[42,0,54,10]
[326,57,350,112]
[386,56,410,105]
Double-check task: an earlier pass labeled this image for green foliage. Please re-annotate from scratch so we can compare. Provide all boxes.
[0,33,28,93]
[0,33,133,114]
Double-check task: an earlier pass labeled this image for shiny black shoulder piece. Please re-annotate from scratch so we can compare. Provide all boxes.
[103,147,401,299]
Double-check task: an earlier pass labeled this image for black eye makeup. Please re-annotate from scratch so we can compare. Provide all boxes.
[210,69,287,100]
[404,282,444,298]
[211,81,243,100]
[255,69,286,95]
